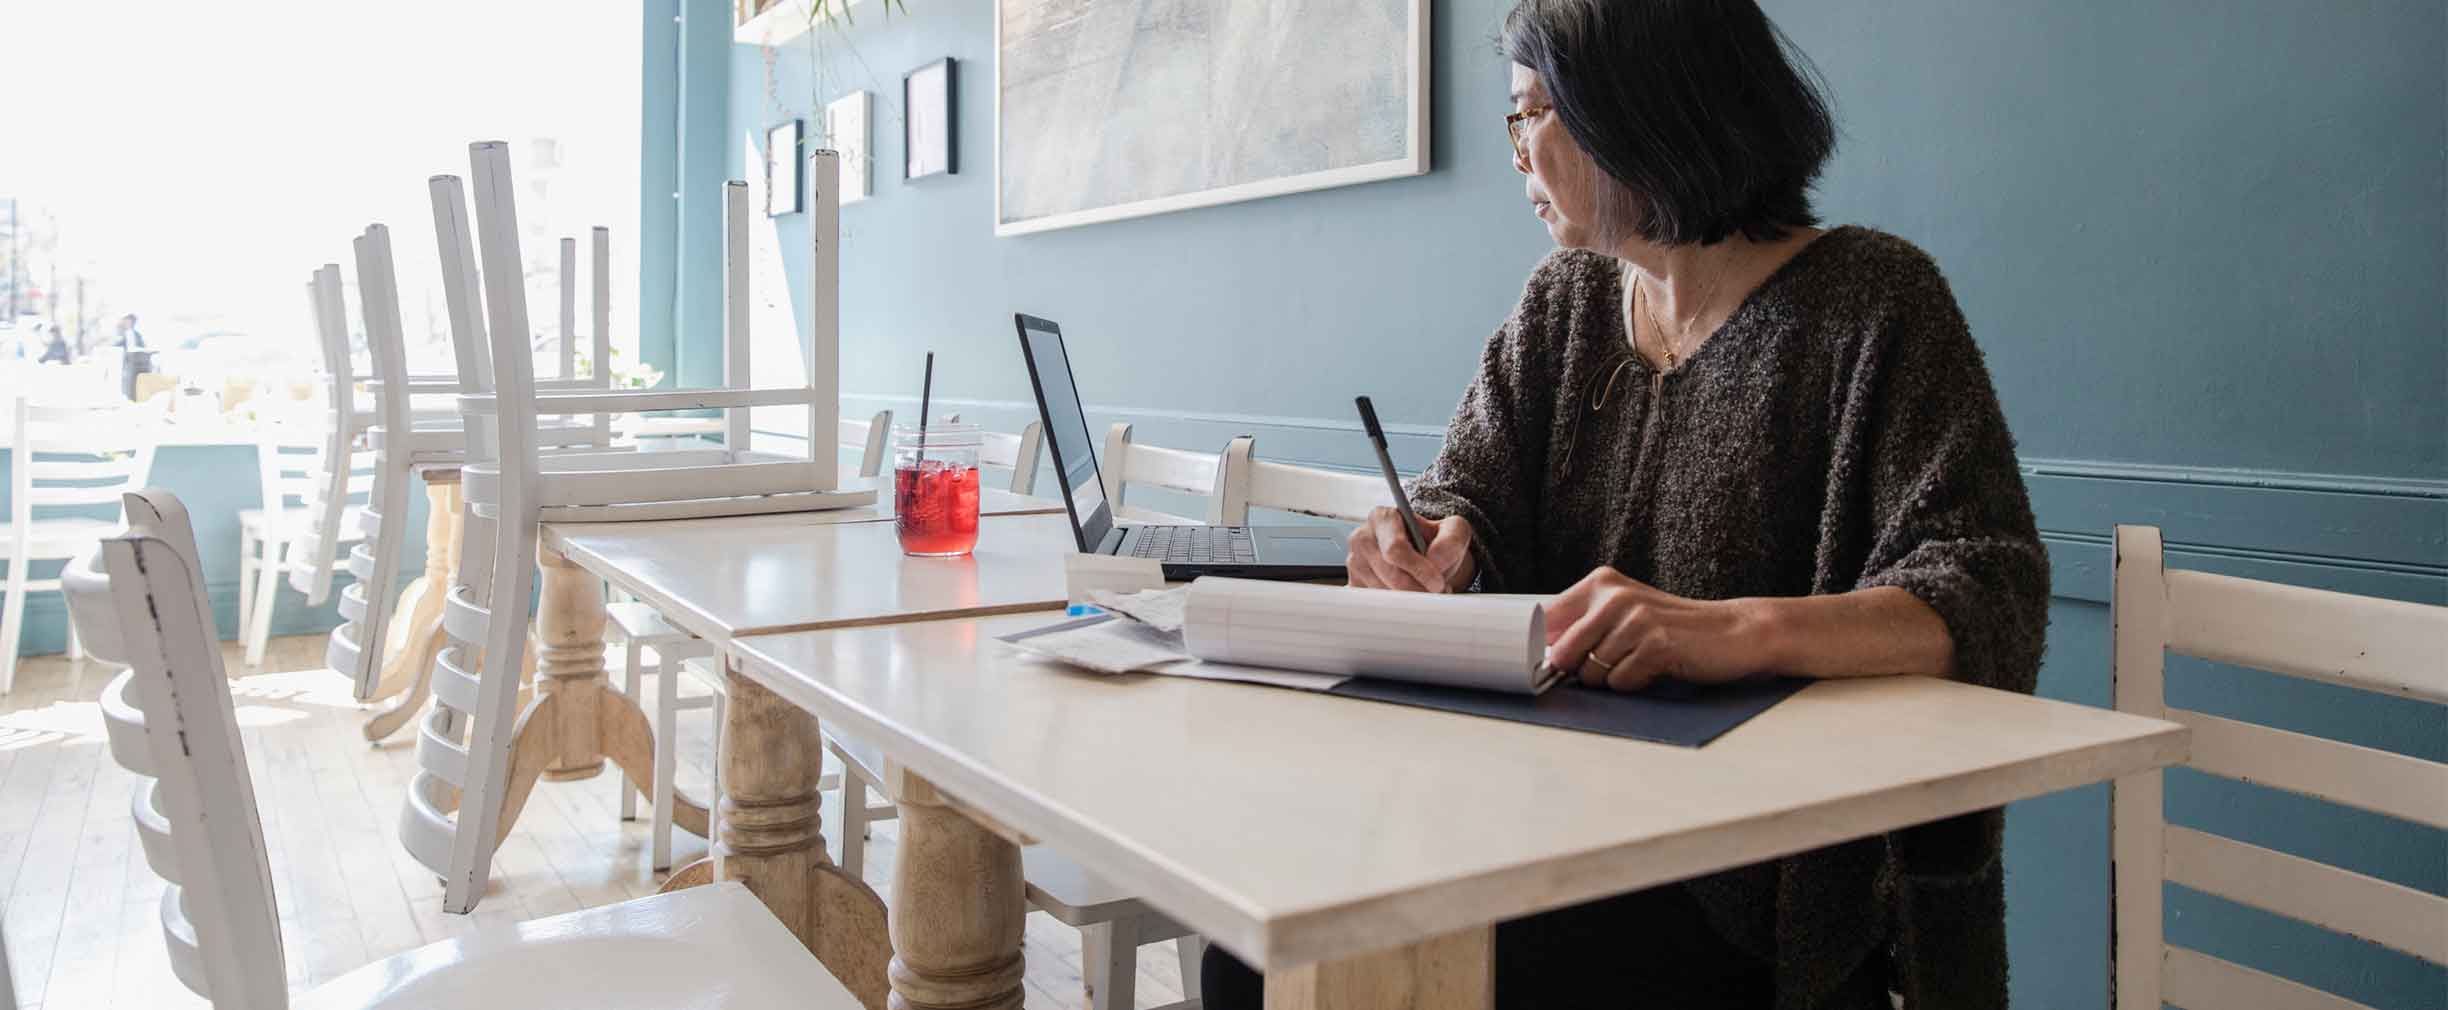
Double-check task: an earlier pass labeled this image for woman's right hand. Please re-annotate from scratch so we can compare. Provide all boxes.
[1346,508,1476,593]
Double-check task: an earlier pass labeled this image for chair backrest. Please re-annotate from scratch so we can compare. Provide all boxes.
[837,409,894,478]
[9,398,159,554]
[2109,524,2447,1010]
[1098,423,1248,525]
[102,488,288,1010]
[1243,456,1392,524]
[294,267,368,603]
[980,423,1044,495]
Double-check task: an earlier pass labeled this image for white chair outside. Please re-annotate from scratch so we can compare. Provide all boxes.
[2,398,158,693]
[402,142,868,912]
[2109,524,2447,1010]
[91,486,863,1010]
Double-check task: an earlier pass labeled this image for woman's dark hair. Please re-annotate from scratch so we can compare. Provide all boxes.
[1503,0,1836,245]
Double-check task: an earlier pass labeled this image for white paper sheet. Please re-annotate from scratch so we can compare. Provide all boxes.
[1179,578,1552,693]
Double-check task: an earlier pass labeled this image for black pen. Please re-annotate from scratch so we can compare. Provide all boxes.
[1354,396,1429,554]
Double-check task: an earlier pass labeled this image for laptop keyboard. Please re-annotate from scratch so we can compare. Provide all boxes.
[1127,525,1259,565]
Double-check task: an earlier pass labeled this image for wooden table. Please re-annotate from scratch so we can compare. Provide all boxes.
[533,505,1084,1007]
[545,509,1077,643]
[718,612,2189,1010]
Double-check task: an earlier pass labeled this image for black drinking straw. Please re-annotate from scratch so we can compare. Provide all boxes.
[915,351,935,467]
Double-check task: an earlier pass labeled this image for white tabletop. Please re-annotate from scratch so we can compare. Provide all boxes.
[728,612,2188,970]
[546,510,1080,641]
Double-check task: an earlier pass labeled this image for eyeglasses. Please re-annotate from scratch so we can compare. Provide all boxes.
[1506,105,1552,168]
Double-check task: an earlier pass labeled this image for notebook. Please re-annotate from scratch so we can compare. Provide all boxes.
[1000,578,1803,747]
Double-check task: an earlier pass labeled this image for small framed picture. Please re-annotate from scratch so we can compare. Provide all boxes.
[904,57,957,180]
[766,119,802,216]
[826,90,872,205]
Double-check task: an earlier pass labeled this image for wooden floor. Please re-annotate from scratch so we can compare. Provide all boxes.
[0,635,1196,1009]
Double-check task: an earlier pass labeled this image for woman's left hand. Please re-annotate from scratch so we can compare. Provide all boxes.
[1546,567,1777,692]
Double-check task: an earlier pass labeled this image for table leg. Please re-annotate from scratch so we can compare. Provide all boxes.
[365,478,460,742]
[887,773,1026,1010]
[493,542,712,845]
[718,660,892,1008]
[1263,928,1494,1010]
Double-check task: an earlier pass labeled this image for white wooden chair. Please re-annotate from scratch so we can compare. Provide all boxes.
[91,487,864,1010]
[238,407,371,667]
[1100,422,1248,525]
[330,220,623,700]
[983,423,1045,495]
[609,408,893,871]
[403,143,868,912]
[936,413,1043,496]
[1242,455,1392,524]
[2110,524,2448,1010]
[1,398,158,693]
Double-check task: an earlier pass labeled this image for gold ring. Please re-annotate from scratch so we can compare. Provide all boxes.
[1585,654,1615,673]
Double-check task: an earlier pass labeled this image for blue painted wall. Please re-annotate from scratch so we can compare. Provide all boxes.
[709,2,2447,1006]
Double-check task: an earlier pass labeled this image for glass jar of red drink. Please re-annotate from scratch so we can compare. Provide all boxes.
[892,424,981,556]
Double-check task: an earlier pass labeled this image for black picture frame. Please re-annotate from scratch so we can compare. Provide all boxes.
[766,119,803,216]
[904,57,958,180]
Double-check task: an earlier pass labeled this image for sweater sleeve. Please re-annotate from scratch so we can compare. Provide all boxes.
[1407,312,1550,594]
[1843,268,2049,695]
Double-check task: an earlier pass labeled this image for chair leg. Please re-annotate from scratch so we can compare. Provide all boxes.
[1082,917,1141,1010]
[651,646,679,871]
[839,772,867,881]
[1,563,27,694]
[619,639,642,821]
[243,536,286,668]
[236,530,257,637]
[708,686,726,828]
[1175,934,1206,1001]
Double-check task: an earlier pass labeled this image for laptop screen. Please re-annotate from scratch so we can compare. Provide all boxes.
[1015,316,1113,552]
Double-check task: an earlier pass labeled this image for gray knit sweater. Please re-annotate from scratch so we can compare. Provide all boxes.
[1410,227,2049,1009]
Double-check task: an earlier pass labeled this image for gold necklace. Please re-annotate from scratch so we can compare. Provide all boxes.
[1630,269,1718,370]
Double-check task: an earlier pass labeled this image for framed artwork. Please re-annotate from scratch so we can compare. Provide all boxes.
[905,57,957,181]
[826,90,873,205]
[994,0,1430,236]
[766,119,803,216]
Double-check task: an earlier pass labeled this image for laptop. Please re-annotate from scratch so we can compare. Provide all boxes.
[1015,313,1350,581]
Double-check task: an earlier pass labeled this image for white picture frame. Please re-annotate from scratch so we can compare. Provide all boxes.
[765,119,802,216]
[993,0,1431,237]
[826,90,873,205]
[905,58,957,181]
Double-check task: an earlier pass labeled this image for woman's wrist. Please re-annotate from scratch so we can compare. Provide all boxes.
[1733,596,1797,674]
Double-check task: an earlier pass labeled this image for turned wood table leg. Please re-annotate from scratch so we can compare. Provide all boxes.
[719,659,891,1008]
[888,773,1026,1010]
[1264,928,1494,1010]
[365,478,460,742]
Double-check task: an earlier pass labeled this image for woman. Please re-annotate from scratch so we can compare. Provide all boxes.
[1207,1,2049,1007]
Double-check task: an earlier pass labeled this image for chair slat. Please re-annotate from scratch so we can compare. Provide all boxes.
[1247,459,1391,522]
[2162,946,2374,1010]
[2165,826,2448,964]
[1122,442,1221,496]
[20,459,144,480]
[29,486,136,506]
[2172,708,2448,828]
[2166,568,2448,703]
[460,386,817,415]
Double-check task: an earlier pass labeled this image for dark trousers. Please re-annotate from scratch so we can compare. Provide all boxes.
[1200,883,1888,1010]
